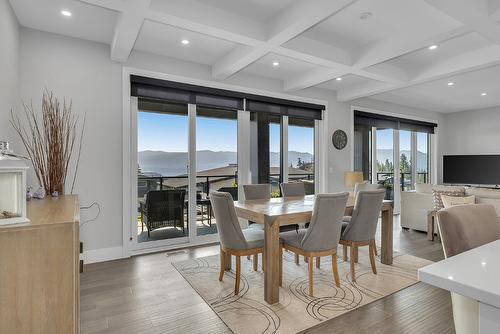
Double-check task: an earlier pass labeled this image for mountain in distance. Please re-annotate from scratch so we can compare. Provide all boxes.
[376,149,428,171]
[138,150,313,176]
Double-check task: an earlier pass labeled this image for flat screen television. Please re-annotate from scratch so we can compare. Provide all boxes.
[443,155,500,185]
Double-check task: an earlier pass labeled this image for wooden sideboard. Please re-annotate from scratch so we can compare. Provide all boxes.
[0,195,80,334]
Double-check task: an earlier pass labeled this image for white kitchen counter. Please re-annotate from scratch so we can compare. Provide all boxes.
[418,239,500,334]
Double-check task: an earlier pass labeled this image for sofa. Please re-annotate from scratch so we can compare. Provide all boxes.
[401,184,500,232]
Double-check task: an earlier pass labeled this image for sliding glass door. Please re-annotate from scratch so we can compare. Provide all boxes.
[416,132,429,183]
[353,110,435,213]
[375,128,394,199]
[137,101,189,245]
[399,130,413,191]
[129,76,323,253]
[195,106,238,236]
[288,117,315,194]
[133,101,320,252]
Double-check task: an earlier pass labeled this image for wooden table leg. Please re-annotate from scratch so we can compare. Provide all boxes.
[380,206,393,265]
[264,215,280,304]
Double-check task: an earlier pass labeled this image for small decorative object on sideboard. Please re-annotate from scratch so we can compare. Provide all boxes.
[0,152,30,225]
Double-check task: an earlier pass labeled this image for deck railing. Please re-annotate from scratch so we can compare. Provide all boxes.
[375,172,428,190]
[138,172,315,199]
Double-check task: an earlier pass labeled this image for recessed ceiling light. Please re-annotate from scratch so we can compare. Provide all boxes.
[272,61,280,67]
[447,82,454,86]
[360,12,372,20]
[481,92,487,96]
[428,45,438,50]
[181,39,190,45]
[336,77,342,81]
[60,10,72,17]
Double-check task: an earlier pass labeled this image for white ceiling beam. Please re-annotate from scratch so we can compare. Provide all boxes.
[354,26,470,69]
[281,36,352,66]
[285,68,349,92]
[79,0,125,11]
[147,0,266,44]
[212,0,359,80]
[110,0,150,62]
[359,63,409,83]
[282,53,404,92]
[267,0,357,46]
[425,0,500,45]
[412,45,500,81]
[337,81,397,102]
[338,45,500,101]
[212,46,268,80]
[147,10,263,47]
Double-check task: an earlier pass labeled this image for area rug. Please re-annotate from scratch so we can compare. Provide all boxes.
[172,248,432,334]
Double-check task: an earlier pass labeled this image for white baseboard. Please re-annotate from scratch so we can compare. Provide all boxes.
[83,246,126,264]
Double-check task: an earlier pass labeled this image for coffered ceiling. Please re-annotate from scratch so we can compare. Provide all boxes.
[9,0,500,113]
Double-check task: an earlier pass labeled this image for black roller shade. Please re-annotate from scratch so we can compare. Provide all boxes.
[246,100,322,120]
[130,75,324,119]
[354,110,437,134]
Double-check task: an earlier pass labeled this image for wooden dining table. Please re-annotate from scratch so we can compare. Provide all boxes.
[233,194,394,304]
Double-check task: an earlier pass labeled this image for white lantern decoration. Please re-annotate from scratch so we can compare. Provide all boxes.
[0,155,30,225]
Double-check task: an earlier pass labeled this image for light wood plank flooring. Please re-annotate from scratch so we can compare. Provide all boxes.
[81,219,453,334]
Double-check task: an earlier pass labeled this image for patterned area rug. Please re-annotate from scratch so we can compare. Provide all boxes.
[172,248,432,334]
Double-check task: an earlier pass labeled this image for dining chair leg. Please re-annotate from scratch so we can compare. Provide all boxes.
[279,246,283,286]
[353,245,359,263]
[294,253,299,264]
[331,253,340,288]
[343,244,348,261]
[308,255,314,296]
[373,239,378,256]
[253,254,258,271]
[235,255,241,295]
[262,252,266,273]
[369,240,377,275]
[219,248,226,282]
[316,257,320,269]
[350,245,356,282]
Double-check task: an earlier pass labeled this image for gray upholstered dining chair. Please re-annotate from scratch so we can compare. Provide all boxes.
[210,191,265,295]
[242,184,271,263]
[343,182,384,256]
[437,204,500,334]
[280,182,306,197]
[280,182,307,248]
[353,182,384,198]
[340,189,385,282]
[243,184,271,200]
[279,192,349,296]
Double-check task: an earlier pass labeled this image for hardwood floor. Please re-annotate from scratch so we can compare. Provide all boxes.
[81,218,454,334]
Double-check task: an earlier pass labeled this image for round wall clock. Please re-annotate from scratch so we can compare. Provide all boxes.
[332,129,348,150]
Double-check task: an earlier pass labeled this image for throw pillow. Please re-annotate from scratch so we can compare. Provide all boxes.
[441,195,476,209]
[432,188,465,211]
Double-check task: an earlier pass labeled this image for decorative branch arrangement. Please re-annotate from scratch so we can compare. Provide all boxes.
[10,90,86,196]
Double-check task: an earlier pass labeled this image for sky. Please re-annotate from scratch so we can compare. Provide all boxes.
[138,111,424,159]
[376,129,428,152]
[138,111,314,153]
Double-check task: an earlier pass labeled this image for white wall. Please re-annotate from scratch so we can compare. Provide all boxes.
[438,107,500,182]
[16,28,442,259]
[0,0,19,145]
